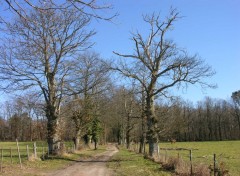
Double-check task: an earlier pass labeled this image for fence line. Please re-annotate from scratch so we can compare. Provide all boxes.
[0,142,46,173]
[0,141,77,173]
[16,139,22,169]
[129,142,223,175]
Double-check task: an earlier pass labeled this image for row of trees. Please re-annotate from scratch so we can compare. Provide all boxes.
[160,96,240,141]
[0,95,47,141]
[1,89,240,145]
[105,89,240,145]
[0,1,238,158]
[0,2,109,154]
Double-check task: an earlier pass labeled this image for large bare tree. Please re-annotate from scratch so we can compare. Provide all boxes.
[0,5,95,154]
[113,9,216,157]
[0,0,117,22]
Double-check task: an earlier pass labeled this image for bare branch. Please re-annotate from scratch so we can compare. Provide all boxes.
[113,8,215,156]
[1,0,118,22]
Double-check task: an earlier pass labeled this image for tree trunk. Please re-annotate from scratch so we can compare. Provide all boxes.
[126,129,130,149]
[139,135,146,153]
[146,95,159,157]
[139,86,146,154]
[139,112,146,153]
[87,135,92,147]
[117,125,122,145]
[47,118,60,154]
[218,115,222,141]
[104,124,107,145]
[126,115,131,149]
[46,103,61,155]
[73,128,82,150]
[30,119,33,141]
[94,140,97,150]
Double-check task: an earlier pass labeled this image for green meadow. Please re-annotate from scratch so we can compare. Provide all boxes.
[112,141,240,175]
[0,141,239,175]
[159,141,240,176]
[0,141,73,164]
[107,147,170,176]
[0,141,105,175]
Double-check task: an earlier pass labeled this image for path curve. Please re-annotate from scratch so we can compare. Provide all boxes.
[45,143,118,176]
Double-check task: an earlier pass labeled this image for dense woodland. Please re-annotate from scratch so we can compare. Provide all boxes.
[0,1,239,157]
[0,89,240,143]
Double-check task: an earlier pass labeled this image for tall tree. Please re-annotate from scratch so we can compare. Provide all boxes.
[124,88,141,149]
[0,4,95,154]
[91,116,102,150]
[232,90,240,137]
[113,9,215,156]
[139,85,147,153]
[66,52,110,150]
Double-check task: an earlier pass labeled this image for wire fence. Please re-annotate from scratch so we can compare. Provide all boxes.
[0,140,76,173]
[128,143,229,176]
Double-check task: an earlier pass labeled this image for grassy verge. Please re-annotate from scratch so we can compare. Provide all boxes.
[0,141,106,176]
[126,141,240,175]
[107,147,171,176]
[159,141,240,176]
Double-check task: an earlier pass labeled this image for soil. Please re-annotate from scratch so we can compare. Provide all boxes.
[43,143,118,176]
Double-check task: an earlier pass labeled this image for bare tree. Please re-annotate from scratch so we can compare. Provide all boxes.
[65,52,110,149]
[114,86,141,149]
[113,9,216,156]
[0,5,95,154]
[0,0,117,22]
[139,84,147,153]
[123,90,137,149]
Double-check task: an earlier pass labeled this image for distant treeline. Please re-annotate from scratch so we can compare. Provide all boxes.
[0,90,240,143]
[156,97,240,142]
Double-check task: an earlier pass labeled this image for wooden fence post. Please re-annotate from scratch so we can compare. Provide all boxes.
[10,147,13,164]
[16,139,22,169]
[33,142,37,159]
[190,150,193,175]
[26,145,29,160]
[0,148,3,173]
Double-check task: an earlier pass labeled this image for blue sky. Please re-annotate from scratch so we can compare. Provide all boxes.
[0,0,239,104]
[91,0,240,103]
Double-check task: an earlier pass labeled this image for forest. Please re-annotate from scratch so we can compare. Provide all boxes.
[0,88,240,145]
[0,1,239,158]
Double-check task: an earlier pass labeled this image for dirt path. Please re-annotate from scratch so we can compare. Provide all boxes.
[44,143,118,176]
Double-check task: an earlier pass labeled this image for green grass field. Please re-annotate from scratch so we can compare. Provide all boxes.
[0,141,106,176]
[158,141,240,176]
[1,141,239,175]
[107,147,170,176]
[117,141,240,175]
[0,141,75,165]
